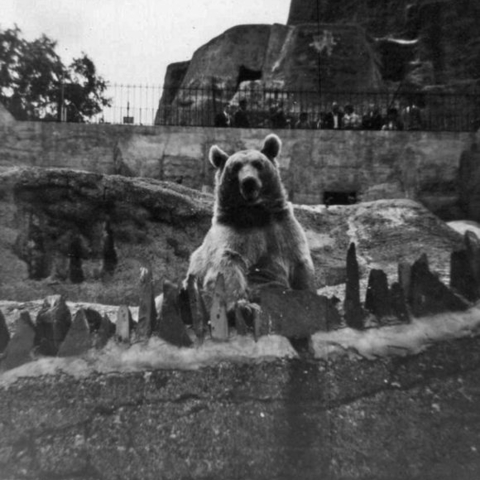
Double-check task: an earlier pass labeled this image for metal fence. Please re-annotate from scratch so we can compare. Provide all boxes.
[96,84,480,132]
[93,84,163,126]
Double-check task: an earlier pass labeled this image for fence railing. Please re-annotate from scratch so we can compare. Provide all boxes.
[90,84,480,132]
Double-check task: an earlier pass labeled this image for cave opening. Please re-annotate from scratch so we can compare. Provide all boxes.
[236,65,262,90]
[324,191,357,206]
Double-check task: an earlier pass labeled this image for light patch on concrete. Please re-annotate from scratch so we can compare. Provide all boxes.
[311,304,480,360]
[0,334,298,387]
[304,229,335,251]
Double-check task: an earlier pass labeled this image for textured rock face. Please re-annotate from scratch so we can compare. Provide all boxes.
[288,0,480,85]
[0,103,15,125]
[0,167,462,304]
[155,23,381,125]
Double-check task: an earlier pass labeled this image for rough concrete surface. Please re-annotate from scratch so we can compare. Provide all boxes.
[2,334,480,479]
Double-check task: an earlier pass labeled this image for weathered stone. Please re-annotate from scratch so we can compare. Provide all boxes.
[234,307,249,335]
[137,266,157,340]
[2,311,36,371]
[465,230,480,299]
[389,282,410,323]
[450,250,477,302]
[116,305,133,343]
[84,308,103,333]
[57,309,92,357]
[157,280,192,348]
[187,275,207,343]
[0,310,10,354]
[450,230,480,303]
[34,295,72,356]
[210,274,229,341]
[344,243,364,329]
[256,288,339,338]
[365,269,391,319]
[398,262,412,299]
[94,314,115,349]
[0,102,15,125]
[409,254,470,317]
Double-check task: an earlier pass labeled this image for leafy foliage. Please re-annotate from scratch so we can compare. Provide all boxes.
[0,25,111,122]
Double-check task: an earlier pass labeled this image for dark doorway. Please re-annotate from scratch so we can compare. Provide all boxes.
[324,191,357,206]
[236,65,262,89]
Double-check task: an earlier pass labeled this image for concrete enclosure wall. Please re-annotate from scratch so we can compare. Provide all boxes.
[0,121,477,219]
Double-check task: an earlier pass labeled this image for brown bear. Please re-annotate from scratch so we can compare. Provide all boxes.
[185,134,315,313]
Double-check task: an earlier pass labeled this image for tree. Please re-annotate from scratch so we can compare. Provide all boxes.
[0,25,111,122]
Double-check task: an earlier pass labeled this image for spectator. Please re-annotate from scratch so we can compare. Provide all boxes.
[295,112,314,129]
[316,112,327,129]
[343,104,362,129]
[268,102,288,129]
[362,104,384,130]
[382,107,404,131]
[233,99,250,128]
[323,102,344,129]
[402,102,424,130]
[214,103,232,127]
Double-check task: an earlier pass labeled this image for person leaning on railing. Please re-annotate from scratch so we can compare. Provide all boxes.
[382,107,404,131]
[233,99,250,128]
[343,104,362,130]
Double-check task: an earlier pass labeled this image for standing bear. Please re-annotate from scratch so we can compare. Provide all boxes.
[185,134,315,314]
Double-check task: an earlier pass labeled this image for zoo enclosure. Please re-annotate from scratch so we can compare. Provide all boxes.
[89,84,479,132]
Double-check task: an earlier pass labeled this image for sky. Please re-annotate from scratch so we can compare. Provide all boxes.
[3,0,292,86]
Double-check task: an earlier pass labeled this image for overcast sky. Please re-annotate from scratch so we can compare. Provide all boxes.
[3,0,291,86]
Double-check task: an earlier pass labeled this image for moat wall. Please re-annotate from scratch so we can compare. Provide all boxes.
[1,121,477,220]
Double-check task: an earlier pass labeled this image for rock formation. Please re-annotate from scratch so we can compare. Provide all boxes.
[155,0,480,125]
[287,0,480,87]
[0,102,15,125]
[155,22,382,125]
[0,167,463,304]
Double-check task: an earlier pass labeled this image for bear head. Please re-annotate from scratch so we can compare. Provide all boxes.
[209,134,288,228]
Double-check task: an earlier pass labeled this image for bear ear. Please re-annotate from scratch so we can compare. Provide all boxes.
[261,134,282,161]
[209,145,229,170]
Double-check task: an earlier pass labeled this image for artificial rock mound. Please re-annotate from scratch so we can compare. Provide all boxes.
[0,167,463,305]
[155,22,381,125]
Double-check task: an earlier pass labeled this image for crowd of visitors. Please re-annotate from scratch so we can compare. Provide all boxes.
[215,99,426,131]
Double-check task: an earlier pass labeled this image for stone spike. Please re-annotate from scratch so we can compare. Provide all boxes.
[389,282,410,323]
[35,294,72,356]
[2,311,36,371]
[409,254,470,317]
[365,269,391,319]
[398,262,412,301]
[116,305,133,343]
[235,307,248,335]
[344,242,364,329]
[57,309,92,357]
[137,266,157,339]
[210,273,229,341]
[94,313,115,349]
[157,280,192,347]
[0,310,10,354]
[187,274,207,343]
[450,249,477,302]
[84,308,103,333]
[464,230,480,300]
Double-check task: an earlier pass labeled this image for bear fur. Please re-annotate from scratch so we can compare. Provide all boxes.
[185,134,315,312]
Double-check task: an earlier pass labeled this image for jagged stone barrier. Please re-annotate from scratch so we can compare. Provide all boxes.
[1,231,479,373]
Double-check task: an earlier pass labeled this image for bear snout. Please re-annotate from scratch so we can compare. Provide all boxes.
[240,176,261,201]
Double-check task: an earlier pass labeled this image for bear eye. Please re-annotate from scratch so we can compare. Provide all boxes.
[251,160,264,170]
[231,163,242,174]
